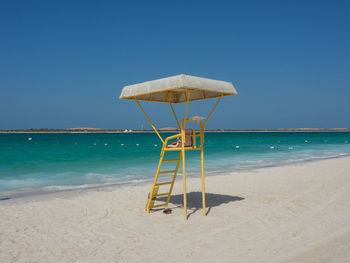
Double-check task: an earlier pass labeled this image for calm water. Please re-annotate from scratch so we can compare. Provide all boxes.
[0,132,349,193]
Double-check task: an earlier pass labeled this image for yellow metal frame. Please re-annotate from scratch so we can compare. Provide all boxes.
[135,98,164,144]
[136,91,222,220]
[168,93,181,129]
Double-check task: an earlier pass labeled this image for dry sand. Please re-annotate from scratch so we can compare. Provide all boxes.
[1,157,350,263]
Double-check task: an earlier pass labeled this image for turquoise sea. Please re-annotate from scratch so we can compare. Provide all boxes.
[0,132,350,194]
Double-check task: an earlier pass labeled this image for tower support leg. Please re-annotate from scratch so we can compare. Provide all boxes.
[182,136,187,220]
[201,148,206,216]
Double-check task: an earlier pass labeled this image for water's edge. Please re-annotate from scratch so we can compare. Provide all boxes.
[1,154,349,203]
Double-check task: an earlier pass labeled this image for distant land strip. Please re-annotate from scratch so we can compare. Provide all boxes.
[0,127,349,133]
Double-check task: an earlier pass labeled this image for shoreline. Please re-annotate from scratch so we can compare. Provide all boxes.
[1,156,350,262]
[1,153,349,204]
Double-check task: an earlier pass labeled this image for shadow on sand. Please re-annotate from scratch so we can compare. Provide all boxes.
[157,192,244,218]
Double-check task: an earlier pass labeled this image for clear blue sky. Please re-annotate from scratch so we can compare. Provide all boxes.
[1,0,349,130]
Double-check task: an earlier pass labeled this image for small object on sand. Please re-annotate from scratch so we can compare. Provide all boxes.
[163,208,172,214]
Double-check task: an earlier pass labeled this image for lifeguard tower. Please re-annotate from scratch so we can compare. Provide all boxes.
[119,74,237,220]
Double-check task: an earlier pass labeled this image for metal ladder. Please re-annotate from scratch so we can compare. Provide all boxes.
[145,146,182,212]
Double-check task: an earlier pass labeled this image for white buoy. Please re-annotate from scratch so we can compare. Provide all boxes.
[235,146,240,149]
[93,143,97,146]
[154,144,158,147]
[270,146,275,149]
[121,143,124,146]
[305,140,308,143]
[28,137,32,141]
[136,144,139,146]
[104,143,108,146]
[288,147,293,150]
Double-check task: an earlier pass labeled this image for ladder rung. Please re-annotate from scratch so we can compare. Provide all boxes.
[156,182,172,186]
[162,159,179,163]
[158,170,176,175]
[155,192,170,197]
[152,204,167,208]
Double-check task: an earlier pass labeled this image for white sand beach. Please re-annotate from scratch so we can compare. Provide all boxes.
[1,157,350,263]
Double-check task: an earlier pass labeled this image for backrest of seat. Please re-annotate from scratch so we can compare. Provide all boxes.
[178,129,193,147]
[184,129,193,147]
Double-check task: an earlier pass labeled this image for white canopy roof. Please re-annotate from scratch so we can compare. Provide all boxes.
[119,74,237,103]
